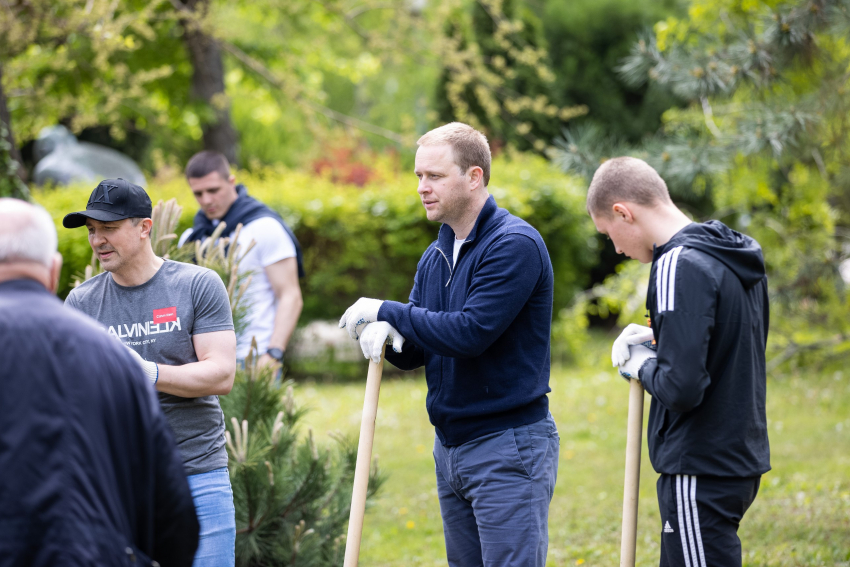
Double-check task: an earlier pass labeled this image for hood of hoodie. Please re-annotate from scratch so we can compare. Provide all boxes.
[656,220,766,289]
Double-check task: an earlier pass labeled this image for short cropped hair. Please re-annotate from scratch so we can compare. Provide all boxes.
[185,150,231,180]
[586,157,671,216]
[0,198,57,267]
[418,122,491,187]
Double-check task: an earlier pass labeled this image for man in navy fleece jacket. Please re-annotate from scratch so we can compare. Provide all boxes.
[339,122,559,566]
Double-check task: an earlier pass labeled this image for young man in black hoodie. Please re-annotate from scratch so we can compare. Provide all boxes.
[587,157,770,567]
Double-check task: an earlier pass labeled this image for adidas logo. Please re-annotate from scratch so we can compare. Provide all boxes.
[663,521,674,533]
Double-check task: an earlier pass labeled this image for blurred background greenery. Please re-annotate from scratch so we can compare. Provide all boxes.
[3,0,850,564]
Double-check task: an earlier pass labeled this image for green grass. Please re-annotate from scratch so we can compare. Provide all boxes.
[296,339,850,566]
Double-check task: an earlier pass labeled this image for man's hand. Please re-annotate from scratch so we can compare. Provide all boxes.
[257,353,281,370]
[125,345,159,384]
[339,298,384,340]
[618,343,656,382]
[612,323,655,367]
[359,322,405,363]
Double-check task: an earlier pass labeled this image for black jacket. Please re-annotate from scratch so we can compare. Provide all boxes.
[639,221,771,477]
[0,279,199,566]
[186,183,305,278]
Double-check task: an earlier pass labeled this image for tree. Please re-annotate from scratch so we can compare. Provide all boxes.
[434,0,588,153]
[555,0,850,367]
[1,63,28,199]
[542,0,682,143]
[174,0,240,165]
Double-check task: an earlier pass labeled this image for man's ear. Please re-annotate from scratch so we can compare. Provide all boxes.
[468,166,484,191]
[612,202,635,223]
[228,173,237,185]
[139,218,154,240]
[48,252,63,295]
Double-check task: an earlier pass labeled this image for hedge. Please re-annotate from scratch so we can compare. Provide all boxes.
[34,152,597,322]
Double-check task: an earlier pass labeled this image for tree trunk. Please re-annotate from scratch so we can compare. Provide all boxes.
[0,62,27,185]
[180,0,239,166]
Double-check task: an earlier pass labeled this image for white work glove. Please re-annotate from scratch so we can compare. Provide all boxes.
[611,323,655,367]
[125,345,159,385]
[339,297,385,340]
[618,343,656,382]
[359,321,405,364]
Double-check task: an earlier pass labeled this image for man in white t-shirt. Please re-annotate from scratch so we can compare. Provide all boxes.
[179,151,304,368]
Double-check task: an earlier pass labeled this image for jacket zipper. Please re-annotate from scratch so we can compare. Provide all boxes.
[435,239,473,288]
[435,246,453,287]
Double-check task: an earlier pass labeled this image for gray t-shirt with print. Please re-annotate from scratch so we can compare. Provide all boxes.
[66,259,234,476]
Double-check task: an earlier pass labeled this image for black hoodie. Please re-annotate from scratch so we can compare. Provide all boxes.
[639,220,771,477]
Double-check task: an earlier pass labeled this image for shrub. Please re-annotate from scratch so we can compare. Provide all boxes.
[35,152,596,323]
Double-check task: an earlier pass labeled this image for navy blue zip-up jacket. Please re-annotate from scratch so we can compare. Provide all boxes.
[639,221,771,477]
[0,279,199,566]
[378,195,554,446]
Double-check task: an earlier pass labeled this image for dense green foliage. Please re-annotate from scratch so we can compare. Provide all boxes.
[543,0,683,142]
[554,0,850,368]
[35,153,597,322]
[434,0,588,152]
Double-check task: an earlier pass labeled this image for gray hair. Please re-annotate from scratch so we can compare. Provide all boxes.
[0,198,58,267]
[586,157,671,216]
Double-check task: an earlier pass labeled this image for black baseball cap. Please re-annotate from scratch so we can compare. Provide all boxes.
[63,178,152,229]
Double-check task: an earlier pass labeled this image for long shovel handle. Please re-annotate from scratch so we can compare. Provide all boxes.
[620,378,645,567]
[343,346,386,567]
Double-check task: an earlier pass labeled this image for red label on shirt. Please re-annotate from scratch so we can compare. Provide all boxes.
[153,306,177,323]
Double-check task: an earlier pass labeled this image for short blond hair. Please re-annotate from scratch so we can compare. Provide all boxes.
[418,122,491,186]
[586,157,671,216]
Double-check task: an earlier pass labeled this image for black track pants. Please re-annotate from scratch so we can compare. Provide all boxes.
[656,474,761,567]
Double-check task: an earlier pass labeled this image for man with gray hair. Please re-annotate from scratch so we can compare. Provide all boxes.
[0,198,199,566]
[587,157,770,567]
[339,122,559,566]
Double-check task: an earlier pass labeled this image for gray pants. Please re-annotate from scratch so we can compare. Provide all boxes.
[433,413,560,567]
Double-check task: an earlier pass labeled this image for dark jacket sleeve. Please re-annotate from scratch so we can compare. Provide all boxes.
[384,265,426,371]
[148,387,200,566]
[379,234,544,359]
[640,254,717,414]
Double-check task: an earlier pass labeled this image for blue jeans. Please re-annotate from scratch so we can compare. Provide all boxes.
[433,413,560,567]
[187,467,236,567]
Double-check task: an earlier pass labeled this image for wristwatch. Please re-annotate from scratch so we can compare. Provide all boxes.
[266,347,285,363]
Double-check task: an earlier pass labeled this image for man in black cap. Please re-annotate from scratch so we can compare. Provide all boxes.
[63,179,239,567]
[0,197,199,566]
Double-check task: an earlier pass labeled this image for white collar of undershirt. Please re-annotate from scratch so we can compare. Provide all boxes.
[452,237,465,269]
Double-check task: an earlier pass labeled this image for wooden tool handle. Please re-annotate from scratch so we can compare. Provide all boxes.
[343,346,386,567]
[620,378,645,567]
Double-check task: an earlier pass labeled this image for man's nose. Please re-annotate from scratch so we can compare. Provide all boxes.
[89,230,105,246]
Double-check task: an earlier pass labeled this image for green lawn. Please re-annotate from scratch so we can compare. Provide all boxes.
[297,340,850,566]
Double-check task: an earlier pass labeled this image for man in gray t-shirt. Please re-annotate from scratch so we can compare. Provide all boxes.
[66,260,233,474]
[63,179,238,567]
